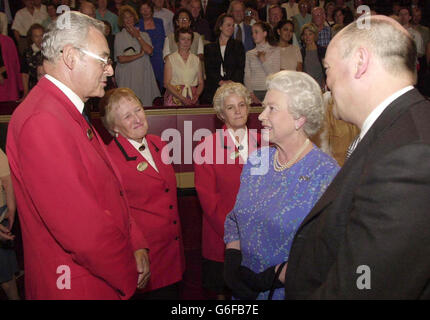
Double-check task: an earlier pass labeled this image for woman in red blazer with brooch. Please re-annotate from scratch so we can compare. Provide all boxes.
[103,88,185,299]
[194,82,261,299]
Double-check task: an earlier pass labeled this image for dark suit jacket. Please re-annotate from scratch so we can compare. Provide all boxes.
[284,88,430,299]
[203,0,229,31]
[237,23,255,53]
[201,37,245,104]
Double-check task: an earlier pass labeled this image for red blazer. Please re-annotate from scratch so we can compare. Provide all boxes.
[107,134,185,292]
[6,78,147,300]
[194,125,261,262]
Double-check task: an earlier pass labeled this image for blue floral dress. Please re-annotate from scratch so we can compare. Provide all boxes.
[224,145,339,299]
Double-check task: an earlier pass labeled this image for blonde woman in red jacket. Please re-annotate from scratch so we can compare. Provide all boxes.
[194,82,260,299]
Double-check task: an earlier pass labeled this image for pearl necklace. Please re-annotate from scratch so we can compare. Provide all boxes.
[273,138,310,172]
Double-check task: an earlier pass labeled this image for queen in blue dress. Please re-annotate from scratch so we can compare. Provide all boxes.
[224,70,340,300]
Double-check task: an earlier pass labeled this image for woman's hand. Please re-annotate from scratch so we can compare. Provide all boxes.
[0,223,14,241]
[126,25,141,39]
[250,92,261,105]
[257,51,266,63]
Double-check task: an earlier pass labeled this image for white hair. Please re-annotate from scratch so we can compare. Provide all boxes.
[42,11,105,62]
[266,70,324,136]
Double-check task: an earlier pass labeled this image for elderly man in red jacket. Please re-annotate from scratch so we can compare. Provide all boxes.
[6,11,149,300]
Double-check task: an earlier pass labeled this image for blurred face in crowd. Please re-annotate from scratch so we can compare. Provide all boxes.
[278,22,294,43]
[189,0,201,19]
[398,8,411,26]
[23,0,34,9]
[221,93,249,131]
[123,10,136,28]
[113,98,149,142]
[80,2,96,18]
[302,28,316,46]
[269,7,283,27]
[34,0,42,7]
[231,2,245,24]
[220,17,235,38]
[176,12,191,28]
[47,5,57,18]
[98,0,108,10]
[312,7,325,27]
[299,1,308,15]
[140,4,153,20]
[32,27,44,49]
[153,0,164,9]
[412,8,422,25]
[177,32,192,51]
[334,9,345,25]
[325,2,335,19]
[252,24,267,44]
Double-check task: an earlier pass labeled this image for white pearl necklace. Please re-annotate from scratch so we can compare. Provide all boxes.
[273,138,310,172]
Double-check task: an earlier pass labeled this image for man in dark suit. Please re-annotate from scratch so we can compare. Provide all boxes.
[229,0,255,52]
[283,14,430,299]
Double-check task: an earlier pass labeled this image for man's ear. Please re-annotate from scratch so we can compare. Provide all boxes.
[354,47,370,79]
[62,45,77,70]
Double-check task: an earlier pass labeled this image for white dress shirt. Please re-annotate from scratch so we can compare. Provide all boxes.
[45,75,84,114]
[228,127,249,162]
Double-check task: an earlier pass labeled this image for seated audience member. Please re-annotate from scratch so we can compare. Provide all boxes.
[0,34,22,102]
[138,0,166,90]
[153,0,174,35]
[0,148,20,300]
[244,21,281,104]
[164,27,203,105]
[201,13,245,104]
[282,0,300,20]
[188,0,213,42]
[21,24,44,98]
[163,8,203,59]
[311,6,331,48]
[228,0,255,53]
[311,91,360,166]
[224,70,339,300]
[292,0,311,43]
[103,87,185,299]
[96,0,120,34]
[115,5,160,106]
[194,82,261,300]
[300,22,326,88]
[276,20,303,71]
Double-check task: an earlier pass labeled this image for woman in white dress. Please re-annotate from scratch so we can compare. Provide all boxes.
[163,27,204,106]
[114,5,160,106]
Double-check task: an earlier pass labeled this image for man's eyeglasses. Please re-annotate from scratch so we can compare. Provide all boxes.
[178,18,190,22]
[76,48,113,70]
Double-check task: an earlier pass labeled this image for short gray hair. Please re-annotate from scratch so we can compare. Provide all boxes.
[266,70,324,136]
[42,11,105,62]
[336,15,417,82]
[213,82,251,121]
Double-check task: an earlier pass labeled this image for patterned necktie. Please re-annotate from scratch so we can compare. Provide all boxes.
[345,135,360,159]
[235,24,242,42]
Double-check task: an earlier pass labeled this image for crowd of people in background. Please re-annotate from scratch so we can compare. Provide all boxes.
[0,0,428,104]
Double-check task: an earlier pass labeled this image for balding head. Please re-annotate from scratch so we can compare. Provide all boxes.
[334,15,416,82]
